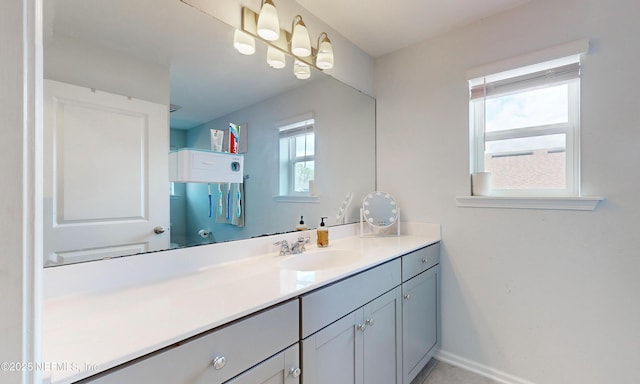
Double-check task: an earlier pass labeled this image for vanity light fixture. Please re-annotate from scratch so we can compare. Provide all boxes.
[315,32,334,69]
[267,45,286,69]
[233,29,256,55]
[290,15,311,57]
[293,59,311,79]
[239,7,334,79]
[256,0,280,41]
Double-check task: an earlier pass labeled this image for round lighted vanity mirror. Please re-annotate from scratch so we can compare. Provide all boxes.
[362,191,398,228]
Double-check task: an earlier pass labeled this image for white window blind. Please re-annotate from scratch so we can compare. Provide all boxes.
[278,118,314,137]
[470,62,580,100]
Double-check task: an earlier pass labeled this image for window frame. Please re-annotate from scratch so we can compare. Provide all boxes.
[469,61,581,197]
[278,118,315,197]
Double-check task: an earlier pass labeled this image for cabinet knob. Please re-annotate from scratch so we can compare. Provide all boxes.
[289,367,302,378]
[153,226,166,234]
[421,258,428,263]
[365,318,375,327]
[212,356,226,370]
[356,323,367,332]
[404,294,411,300]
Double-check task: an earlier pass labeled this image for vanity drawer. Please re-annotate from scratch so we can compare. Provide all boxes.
[83,299,299,384]
[401,242,440,282]
[300,258,401,338]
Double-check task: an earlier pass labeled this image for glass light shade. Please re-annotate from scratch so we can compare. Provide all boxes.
[257,0,280,41]
[267,45,286,69]
[316,37,334,69]
[294,59,311,79]
[233,29,255,55]
[291,18,311,57]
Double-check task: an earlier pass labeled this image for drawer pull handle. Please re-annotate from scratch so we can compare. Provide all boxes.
[356,323,367,332]
[289,367,302,378]
[212,356,226,370]
[404,294,411,300]
[365,318,375,327]
[421,258,428,263]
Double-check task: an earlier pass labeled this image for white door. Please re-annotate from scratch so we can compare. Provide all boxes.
[43,79,169,266]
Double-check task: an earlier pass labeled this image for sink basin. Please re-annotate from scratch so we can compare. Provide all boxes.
[279,249,363,271]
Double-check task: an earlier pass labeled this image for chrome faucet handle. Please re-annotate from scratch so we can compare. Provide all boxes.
[291,243,302,254]
[291,236,310,254]
[274,240,291,256]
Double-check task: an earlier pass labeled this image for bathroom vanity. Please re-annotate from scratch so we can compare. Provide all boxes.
[42,224,440,384]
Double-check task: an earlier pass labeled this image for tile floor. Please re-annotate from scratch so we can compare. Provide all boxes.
[412,359,502,384]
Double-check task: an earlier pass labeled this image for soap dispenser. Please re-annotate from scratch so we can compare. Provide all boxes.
[296,216,308,231]
[317,217,329,247]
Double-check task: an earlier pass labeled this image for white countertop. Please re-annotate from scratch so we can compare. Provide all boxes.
[42,223,440,384]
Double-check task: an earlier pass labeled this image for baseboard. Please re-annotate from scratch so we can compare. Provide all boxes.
[434,350,537,384]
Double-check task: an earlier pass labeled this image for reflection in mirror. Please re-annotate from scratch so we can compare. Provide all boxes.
[43,0,375,267]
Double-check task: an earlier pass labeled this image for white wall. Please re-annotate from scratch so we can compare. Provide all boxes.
[375,0,640,383]
[0,0,39,383]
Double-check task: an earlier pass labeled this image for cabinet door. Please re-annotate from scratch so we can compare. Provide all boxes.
[301,310,362,384]
[402,266,439,384]
[302,287,403,384]
[362,286,402,384]
[225,344,300,384]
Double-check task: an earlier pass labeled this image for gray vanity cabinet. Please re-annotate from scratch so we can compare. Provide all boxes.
[77,243,441,384]
[299,259,402,384]
[300,259,401,339]
[81,300,299,384]
[301,287,402,384]
[401,243,441,384]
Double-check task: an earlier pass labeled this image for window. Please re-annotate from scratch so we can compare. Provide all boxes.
[469,57,581,196]
[279,118,315,196]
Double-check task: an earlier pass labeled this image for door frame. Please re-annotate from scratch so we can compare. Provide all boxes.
[3,0,43,383]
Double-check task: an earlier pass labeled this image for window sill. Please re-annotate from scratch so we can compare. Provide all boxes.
[455,195,603,211]
[273,195,320,203]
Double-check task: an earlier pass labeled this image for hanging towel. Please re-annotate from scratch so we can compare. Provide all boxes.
[215,182,245,227]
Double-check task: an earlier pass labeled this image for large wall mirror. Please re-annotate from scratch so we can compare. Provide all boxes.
[43,0,376,267]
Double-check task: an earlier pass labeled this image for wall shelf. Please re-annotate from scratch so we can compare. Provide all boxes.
[455,195,603,211]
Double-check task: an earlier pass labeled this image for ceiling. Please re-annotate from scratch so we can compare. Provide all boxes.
[296,0,531,57]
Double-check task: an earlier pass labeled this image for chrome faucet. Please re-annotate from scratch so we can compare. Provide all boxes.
[291,236,310,254]
[274,240,291,256]
[274,236,310,256]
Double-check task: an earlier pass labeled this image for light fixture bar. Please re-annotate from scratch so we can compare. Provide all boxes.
[242,7,320,70]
